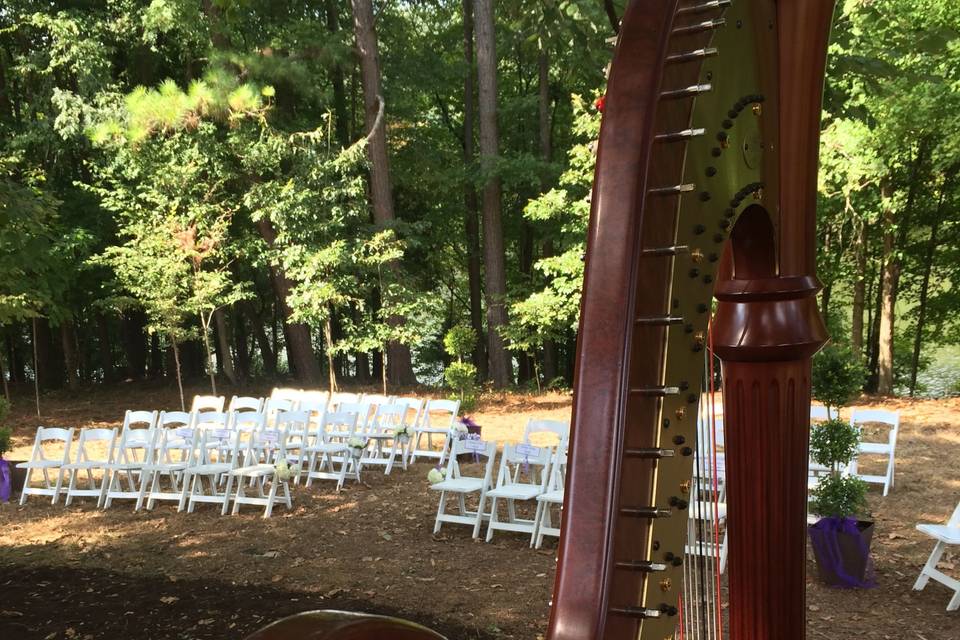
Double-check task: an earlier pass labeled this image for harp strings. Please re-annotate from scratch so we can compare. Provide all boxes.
[678,320,725,640]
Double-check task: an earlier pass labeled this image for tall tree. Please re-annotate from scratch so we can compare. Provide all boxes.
[474,0,512,388]
[351,0,418,386]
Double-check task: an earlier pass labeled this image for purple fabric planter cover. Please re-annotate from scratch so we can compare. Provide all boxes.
[0,459,11,503]
[809,516,876,588]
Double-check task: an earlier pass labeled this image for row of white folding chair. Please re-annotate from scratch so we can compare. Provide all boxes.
[407,399,460,465]
[532,441,569,548]
[914,499,960,611]
[431,438,563,543]
[17,427,76,505]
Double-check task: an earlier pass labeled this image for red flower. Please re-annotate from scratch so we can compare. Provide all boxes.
[595,95,607,112]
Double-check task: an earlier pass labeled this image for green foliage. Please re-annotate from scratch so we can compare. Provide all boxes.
[810,418,861,470]
[0,427,9,460]
[444,325,476,363]
[812,346,866,416]
[445,361,478,403]
[810,474,869,519]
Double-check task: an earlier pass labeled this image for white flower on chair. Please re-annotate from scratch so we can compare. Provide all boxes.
[275,459,298,481]
[427,467,447,485]
[393,424,412,444]
[347,437,368,458]
[451,422,469,438]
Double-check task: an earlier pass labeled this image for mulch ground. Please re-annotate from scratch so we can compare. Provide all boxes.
[0,382,958,639]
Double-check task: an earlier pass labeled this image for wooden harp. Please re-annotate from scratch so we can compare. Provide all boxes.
[245,0,834,638]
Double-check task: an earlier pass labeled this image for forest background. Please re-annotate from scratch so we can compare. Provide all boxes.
[1,0,959,408]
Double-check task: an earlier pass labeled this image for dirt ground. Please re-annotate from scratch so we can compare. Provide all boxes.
[0,381,958,640]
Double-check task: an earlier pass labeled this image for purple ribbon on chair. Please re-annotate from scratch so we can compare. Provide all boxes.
[809,516,876,589]
[0,459,11,503]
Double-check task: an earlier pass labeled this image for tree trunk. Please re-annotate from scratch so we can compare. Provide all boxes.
[255,218,322,384]
[234,310,250,381]
[149,332,163,378]
[171,334,185,411]
[323,309,339,393]
[351,0,418,387]
[34,317,63,390]
[475,0,512,388]
[214,308,238,385]
[909,179,949,396]
[537,39,559,385]
[60,319,79,391]
[877,205,898,396]
[326,0,351,148]
[462,0,487,380]
[851,223,867,358]
[0,345,8,402]
[122,310,148,380]
[32,318,40,416]
[246,300,276,376]
[603,0,621,33]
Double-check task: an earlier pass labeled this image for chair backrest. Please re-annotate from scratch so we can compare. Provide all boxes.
[339,401,372,429]
[850,409,900,443]
[232,411,266,433]
[392,397,423,426]
[229,396,264,413]
[948,500,960,528]
[362,394,393,409]
[319,410,359,442]
[73,428,117,464]
[370,404,407,435]
[810,405,831,422]
[546,441,569,493]
[123,410,158,431]
[270,387,303,403]
[496,442,553,490]
[422,399,460,429]
[444,438,497,483]
[158,411,191,430]
[329,392,362,409]
[29,426,75,464]
[265,397,295,415]
[275,410,311,434]
[194,411,229,431]
[523,419,569,447]
[191,395,225,413]
[299,390,330,407]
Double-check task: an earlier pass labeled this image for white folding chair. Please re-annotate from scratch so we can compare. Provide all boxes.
[431,438,497,538]
[410,399,460,465]
[63,428,117,507]
[522,418,569,447]
[485,442,553,542]
[362,394,393,410]
[274,410,310,482]
[191,395,225,413]
[304,410,361,491]
[914,499,960,611]
[338,401,374,431]
[179,422,239,513]
[102,419,157,509]
[135,425,195,511]
[329,392,362,410]
[299,390,330,409]
[17,427,75,505]
[228,396,264,413]
[271,387,303,403]
[533,441,568,548]
[264,397,295,427]
[686,469,729,574]
[225,429,293,518]
[848,409,900,496]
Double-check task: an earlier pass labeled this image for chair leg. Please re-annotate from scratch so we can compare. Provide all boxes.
[51,468,66,505]
[948,588,960,612]
[19,468,31,506]
[473,492,488,540]
[486,497,499,542]
[264,478,279,518]
[434,491,448,534]
[914,542,946,591]
[65,468,78,506]
[221,473,236,516]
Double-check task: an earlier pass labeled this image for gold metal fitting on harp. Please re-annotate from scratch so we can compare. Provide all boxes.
[691,248,704,264]
[675,407,686,420]
[753,187,764,201]
[694,331,706,348]
[659,578,672,593]
[680,480,691,495]
[753,103,763,116]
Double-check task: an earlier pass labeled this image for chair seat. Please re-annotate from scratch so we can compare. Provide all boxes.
[63,461,111,470]
[17,460,64,469]
[305,443,348,453]
[230,464,276,478]
[430,478,484,493]
[918,524,960,544]
[537,489,564,504]
[185,463,231,475]
[487,484,542,500]
[104,462,145,471]
[141,463,189,472]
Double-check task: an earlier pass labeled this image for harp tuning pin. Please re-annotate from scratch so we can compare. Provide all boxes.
[660,579,672,593]
[680,480,691,495]
[691,248,704,263]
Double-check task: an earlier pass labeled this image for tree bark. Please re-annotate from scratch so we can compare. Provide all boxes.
[234,310,250,381]
[603,0,621,34]
[475,0,512,388]
[851,222,867,358]
[245,300,276,376]
[60,319,79,391]
[122,310,147,380]
[255,218,322,384]
[214,308,238,385]
[537,39,559,385]
[351,0,418,386]
[326,0,351,148]
[462,0,487,380]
